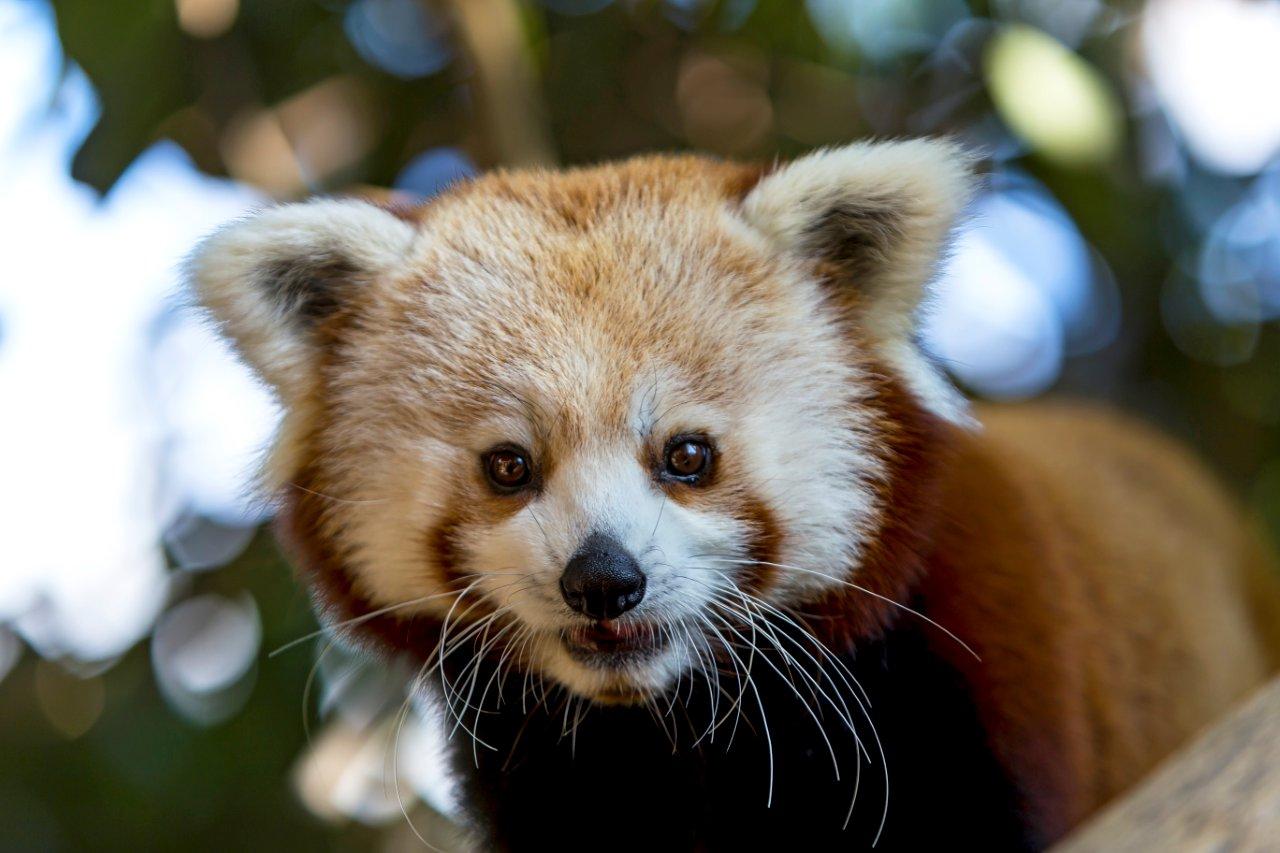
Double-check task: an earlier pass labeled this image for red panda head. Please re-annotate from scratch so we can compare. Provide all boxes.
[190,140,974,703]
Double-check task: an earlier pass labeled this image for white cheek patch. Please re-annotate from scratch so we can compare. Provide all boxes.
[466,508,565,631]
[729,378,881,603]
[637,500,743,617]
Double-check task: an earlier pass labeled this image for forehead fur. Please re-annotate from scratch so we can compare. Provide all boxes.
[330,155,851,446]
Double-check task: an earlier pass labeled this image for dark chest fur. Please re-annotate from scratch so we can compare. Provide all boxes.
[439,617,1036,851]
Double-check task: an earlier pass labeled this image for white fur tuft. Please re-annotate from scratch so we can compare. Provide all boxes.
[740,138,977,423]
[187,198,417,400]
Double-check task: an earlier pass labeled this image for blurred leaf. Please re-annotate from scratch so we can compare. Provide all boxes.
[985,23,1124,168]
[52,0,193,191]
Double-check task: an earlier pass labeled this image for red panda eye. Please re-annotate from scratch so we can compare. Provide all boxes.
[665,438,712,479]
[485,448,532,489]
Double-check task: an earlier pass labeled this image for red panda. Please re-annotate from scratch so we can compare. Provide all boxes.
[189,140,1280,850]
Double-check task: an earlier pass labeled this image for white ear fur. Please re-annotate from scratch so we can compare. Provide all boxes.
[188,198,416,400]
[740,138,976,424]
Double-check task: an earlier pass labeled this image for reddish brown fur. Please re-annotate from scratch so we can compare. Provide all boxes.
[738,493,785,595]
[917,405,1280,839]
[804,363,957,643]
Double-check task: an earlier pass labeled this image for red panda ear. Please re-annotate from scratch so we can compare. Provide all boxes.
[187,198,416,402]
[740,138,977,424]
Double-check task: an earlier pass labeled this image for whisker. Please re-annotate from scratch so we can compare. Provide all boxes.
[301,640,335,744]
[694,555,981,662]
[389,659,448,853]
[682,568,877,833]
[286,481,388,505]
[269,583,482,658]
[706,608,842,784]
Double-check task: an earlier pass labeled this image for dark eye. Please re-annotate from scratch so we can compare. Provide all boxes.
[664,437,712,480]
[484,447,532,490]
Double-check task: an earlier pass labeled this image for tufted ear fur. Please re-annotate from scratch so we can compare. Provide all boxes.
[740,138,976,423]
[187,198,417,402]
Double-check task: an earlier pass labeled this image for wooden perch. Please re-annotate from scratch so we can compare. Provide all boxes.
[1055,676,1280,851]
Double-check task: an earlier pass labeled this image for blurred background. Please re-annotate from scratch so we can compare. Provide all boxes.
[1,0,1278,848]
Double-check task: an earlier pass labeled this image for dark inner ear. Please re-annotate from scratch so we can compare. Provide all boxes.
[802,199,904,284]
[266,253,360,328]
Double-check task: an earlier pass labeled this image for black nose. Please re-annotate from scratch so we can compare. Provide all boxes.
[560,533,646,620]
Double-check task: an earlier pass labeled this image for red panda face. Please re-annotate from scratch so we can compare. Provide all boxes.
[190,142,974,703]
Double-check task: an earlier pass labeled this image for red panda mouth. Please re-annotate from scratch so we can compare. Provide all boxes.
[562,620,668,666]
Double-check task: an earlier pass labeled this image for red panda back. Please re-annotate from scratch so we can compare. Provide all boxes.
[918,401,1279,839]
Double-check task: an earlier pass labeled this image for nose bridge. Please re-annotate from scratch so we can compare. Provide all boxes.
[547,443,649,545]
